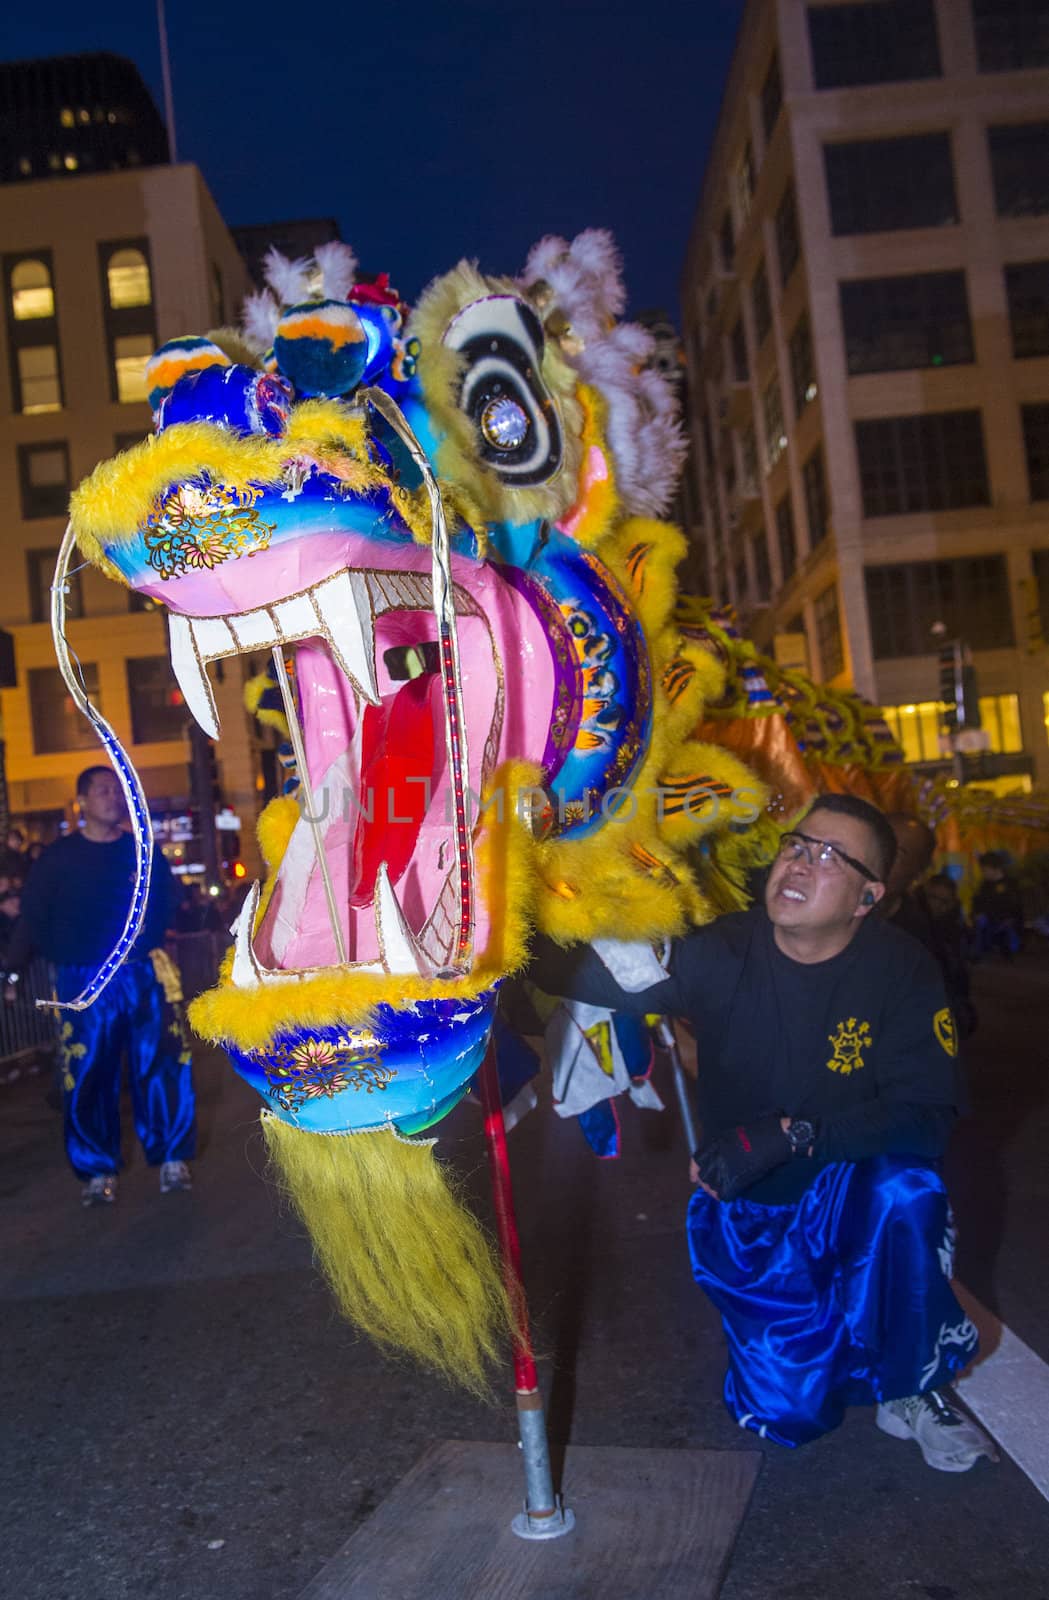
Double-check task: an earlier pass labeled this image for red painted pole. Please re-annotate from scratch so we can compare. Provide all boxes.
[477,1038,574,1536]
[477,1039,538,1392]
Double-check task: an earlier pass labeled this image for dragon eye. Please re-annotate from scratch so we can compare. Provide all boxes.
[443,294,563,486]
[481,397,529,451]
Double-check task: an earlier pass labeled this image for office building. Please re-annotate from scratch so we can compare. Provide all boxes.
[681,0,1049,785]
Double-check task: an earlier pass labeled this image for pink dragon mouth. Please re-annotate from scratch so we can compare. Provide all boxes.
[163,537,554,988]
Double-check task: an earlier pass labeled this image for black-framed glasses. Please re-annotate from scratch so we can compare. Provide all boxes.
[778,830,878,883]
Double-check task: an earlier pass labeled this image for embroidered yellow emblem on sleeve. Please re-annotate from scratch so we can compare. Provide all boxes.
[934,1007,958,1057]
[826,1017,872,1075]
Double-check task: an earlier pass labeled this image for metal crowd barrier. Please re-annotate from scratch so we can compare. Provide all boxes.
[0,932,232,1074]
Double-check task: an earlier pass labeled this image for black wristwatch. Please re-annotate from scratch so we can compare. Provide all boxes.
[784,1117,816,1155]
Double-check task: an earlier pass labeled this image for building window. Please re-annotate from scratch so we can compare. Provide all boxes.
[126,657,187,744]
[29,664,100,753]
[10,258,55,320]
[855,410,989,516]
[840,271,973,375]
[789,312,817,414]
[18,442,70,520]
[1034,547,1049,641]
[824,133,958,235]
[762,53,783,143]
[775,182,800,286]
[106,246,152,309]
[864,556,1014,659]
[99,239,156,404]
[883,694,1023,761]
[735,141,755,223]
[803,446,830,545]
[27,547,82,624]
[989,123,1049,217]
[113,334,152,403]
[814,583,844,678]
[719,210,735,274]
[980,693,1024,754]
[210,262,226,326]
[1005,261,1049,357]
[740,423,759,494]
[807,0,940,89]
[764,376,787,471]
[776,491,797,582]
[973,0,1049,73]
[16,345,62,413]
[751,260,772,347]
[1022,403,1049,499]
[4,250,63,414]
[730,318,748,383]
[752,530,772,601]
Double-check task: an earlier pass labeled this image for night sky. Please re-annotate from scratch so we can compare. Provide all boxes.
[6,0,744,321]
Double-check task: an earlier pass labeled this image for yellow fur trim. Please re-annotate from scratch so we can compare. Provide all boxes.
[555,384,619,548]
[409,260,584,525]
[261,1118,511,1391]
[597,517,687,639]
[188,762,542,1050]
[69,401,385,572]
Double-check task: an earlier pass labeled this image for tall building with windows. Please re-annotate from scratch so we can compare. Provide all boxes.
[0,158,261,860]
[682,0,1049,786]
[0,53,169,185]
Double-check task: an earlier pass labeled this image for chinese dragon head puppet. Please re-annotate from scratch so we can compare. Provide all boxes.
[65,232,765,1386]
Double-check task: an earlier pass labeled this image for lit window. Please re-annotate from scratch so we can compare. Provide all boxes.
[107,248,152,309]
[11,259,54,321]
[114,334,152,403]
[18,157,32,177]
[17,345,61,413]
[77,108,90,125]
[882,694,1024,761]
[48,153,61,172]
[978,694,1023,754]
[63,154,78,172]
[60,108,74,128]
[1044,690,1049,747]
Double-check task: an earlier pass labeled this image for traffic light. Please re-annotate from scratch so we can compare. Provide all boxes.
[937,639,981,735]
[938,641,962,730]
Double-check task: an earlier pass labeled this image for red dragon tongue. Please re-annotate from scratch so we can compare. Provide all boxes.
[351,673,439,909]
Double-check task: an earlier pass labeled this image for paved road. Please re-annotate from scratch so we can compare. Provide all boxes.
[3,944,1048,1599]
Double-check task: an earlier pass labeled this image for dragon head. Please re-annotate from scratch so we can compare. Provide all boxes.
[67,233,764,1382]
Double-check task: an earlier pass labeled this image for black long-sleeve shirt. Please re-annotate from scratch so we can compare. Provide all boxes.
[528,906,960,1203]
[8,832,175,970]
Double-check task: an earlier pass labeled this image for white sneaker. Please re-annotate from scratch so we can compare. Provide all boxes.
[877,1389,999,1472]
[81,1174,117,1207]
[159,1159,192,1194]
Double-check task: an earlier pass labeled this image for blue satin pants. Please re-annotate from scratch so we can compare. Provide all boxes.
[687,1156,979,1447]
[56,960,197,1180]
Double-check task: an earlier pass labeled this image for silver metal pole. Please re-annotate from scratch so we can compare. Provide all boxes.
[657,1019,699,1155]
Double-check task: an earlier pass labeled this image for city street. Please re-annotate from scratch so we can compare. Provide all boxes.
[3,944,1049,1600]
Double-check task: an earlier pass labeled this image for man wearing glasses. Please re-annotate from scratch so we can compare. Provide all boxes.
[528,792,996,1472]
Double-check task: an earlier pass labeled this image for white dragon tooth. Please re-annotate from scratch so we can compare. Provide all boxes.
[231,881,262,989]
[168,613,221,739]
[375,861,433,976]
[312,570,381,706]
[189,615,238,660]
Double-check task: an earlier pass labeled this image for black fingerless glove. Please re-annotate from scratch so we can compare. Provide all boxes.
[694,1117,791,1201]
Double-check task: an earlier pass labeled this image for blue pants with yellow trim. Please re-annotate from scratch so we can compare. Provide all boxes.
[687,1155,978,1447]
[56,959,197,1180]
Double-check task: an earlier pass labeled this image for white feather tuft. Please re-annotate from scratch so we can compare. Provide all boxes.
[263,248,313,306]
[241,289,281,352]
[314,240,358,301]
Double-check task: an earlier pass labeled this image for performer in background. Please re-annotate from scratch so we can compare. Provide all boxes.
[5,766,195,1206]
[529,793,997,1473]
